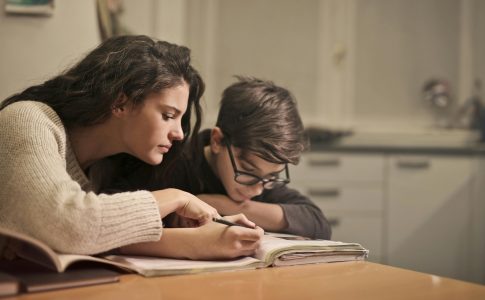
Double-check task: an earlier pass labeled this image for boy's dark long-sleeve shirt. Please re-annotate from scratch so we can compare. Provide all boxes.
[114,130,332,240]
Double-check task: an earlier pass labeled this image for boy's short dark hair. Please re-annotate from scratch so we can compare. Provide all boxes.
[216,76,308,165]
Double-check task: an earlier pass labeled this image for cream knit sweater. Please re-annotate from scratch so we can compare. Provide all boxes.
[0,101,162,255]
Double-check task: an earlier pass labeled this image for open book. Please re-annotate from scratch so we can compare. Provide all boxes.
[0,227,368,277]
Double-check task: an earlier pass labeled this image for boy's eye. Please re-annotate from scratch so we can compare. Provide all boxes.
[240,164,255,173]
[264,174,278,180]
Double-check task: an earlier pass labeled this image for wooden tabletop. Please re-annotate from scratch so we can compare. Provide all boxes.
[11,262,485,300]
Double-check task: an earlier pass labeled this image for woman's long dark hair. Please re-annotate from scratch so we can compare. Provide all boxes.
[1,35,204,184]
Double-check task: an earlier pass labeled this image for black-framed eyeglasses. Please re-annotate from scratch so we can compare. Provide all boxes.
[224,140,290,189]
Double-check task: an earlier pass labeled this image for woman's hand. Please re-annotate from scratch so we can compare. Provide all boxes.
[120,213,264,260]
[196,194,241,216]
[168,213,256,230]
[151,188,220,225]
[187,220,264,259]
[221,213,256,229]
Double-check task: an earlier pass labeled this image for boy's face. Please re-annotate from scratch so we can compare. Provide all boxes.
[213,143,286,202]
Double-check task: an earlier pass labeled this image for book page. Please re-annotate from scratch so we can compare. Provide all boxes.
[104,255,263,277]
[0,227,62,272]
[55,254,134,273]
[254,236,368,265]
[264,232,310,240]
[273,253,367,267]
[0,227,131,274]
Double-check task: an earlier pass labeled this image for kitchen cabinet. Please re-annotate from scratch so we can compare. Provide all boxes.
[290,151,484,283]
[387,155,474,282]
[289,153,386,263]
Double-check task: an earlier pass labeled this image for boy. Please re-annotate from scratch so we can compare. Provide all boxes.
[119,76,331,239]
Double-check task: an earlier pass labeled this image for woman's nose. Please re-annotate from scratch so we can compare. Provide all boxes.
[169,123,184,141]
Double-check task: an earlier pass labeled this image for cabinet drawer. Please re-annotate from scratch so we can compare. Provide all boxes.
[289,182,383,212]
[290,153,385,182]
[326,211,383,261]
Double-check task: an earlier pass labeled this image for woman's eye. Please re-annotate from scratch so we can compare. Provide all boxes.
[162,113,175,120]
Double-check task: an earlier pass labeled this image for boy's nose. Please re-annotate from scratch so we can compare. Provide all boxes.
[245,182,264,198]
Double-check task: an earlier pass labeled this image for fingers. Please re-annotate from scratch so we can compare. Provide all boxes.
[224,213,256,229]
[225,225,264,242]
[194,203,220,224]
[192,222,264,259]
[226,228,263,256]
[178,194,221,223]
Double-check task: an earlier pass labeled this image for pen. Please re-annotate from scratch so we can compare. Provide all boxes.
[212,217,255,229]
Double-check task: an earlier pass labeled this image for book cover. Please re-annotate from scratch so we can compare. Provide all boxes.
[0,272,20,297]
[1,260,120,293]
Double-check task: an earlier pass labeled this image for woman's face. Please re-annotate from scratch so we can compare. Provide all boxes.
[120,82,189,165]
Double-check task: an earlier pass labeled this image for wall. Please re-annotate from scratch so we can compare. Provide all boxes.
[185,0,484,132]
[0,0,100,101]
[185,0,320,127]
[353,0,460,130]
[473,0,485,96]
[3,0,481,133]
[120,0,187,46]
[190,0,320,125]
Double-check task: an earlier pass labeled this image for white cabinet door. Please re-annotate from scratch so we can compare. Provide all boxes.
[325,210,384,263]
[470,156,485,284]
[291,153,385,182]
[387,155,473,281]
[290,153,386,263]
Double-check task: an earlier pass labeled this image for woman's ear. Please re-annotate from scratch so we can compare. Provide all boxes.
[111,94,129,117]
[210,127,224,154]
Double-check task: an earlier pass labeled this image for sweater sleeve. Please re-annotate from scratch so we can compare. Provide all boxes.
[255,187,332,240]
[0,102,162,255]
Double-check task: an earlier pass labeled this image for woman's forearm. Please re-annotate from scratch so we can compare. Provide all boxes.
[119,223,264,260]
[120,228,197,259]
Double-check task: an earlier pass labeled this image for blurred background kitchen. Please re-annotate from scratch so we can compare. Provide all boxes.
[1,0,484,284]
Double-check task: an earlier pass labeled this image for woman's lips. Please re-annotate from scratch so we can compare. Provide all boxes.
[157,145,171,153]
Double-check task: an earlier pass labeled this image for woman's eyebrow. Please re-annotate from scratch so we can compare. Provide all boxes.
[160,104,182,115]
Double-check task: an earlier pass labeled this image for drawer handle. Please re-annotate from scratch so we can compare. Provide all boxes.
[328,218,340,227]
[307,158,340,167]
[396,159,430,169]
[308,188,340,197]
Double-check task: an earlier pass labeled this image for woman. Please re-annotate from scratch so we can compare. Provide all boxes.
[0,35,262,259]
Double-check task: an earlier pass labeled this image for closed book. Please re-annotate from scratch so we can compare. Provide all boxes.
[1,259,120,293]
[0,271,20,297]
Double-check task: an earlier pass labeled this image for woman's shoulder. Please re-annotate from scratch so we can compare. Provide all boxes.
[2,100,59,120]
[1,101,64,128]
[0,101,66,143]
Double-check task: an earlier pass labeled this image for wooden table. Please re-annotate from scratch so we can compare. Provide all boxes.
[10,262,485,300]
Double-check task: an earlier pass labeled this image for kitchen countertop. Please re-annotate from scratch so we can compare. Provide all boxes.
[308,130,485,155]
